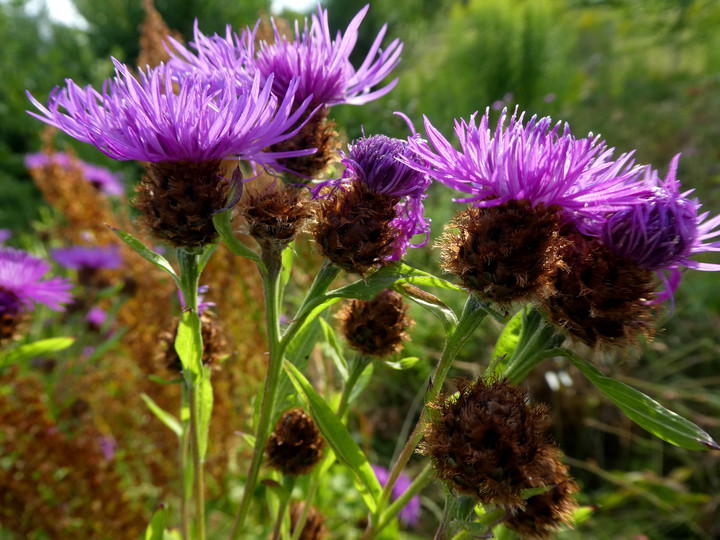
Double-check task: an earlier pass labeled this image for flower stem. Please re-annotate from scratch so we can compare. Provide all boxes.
[374,463,432,536]
[180,385,191,540]
[337,355,372,418]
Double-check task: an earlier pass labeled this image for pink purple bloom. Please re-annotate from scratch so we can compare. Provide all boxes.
[25,152,125,196]
[601,154,720,295]
[26,59,312,167]
[0,247,72,314]
[372,465,421,527]
[314,134,431,259]
[86,306,108,328]
[51,245,123,271]
[0,230,11,244]
[406,108,647,232]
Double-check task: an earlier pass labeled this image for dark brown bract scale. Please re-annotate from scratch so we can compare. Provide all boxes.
[289,502,328,540]
[240,182,313,250]
[338,289,413,358]
[505,455,579,539]
[439,201,566,305]
[163,312,228,373]
[270,106,339,180]
[134,160,228,248]
[421,378,555,506]
[540,231,657,348]
[266,408,324,476]
[312,181,399,275]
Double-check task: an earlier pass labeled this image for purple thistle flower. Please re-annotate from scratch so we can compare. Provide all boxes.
[26,59,312,167]
[178,284,215,316]
[0,230,11,244]
[25,151,125,196]
[0,247,72,313]
[406,108,647,232]
[51,245,123,271]
[371,465,421,528]
[601,154,720,297]
[315,134,431,260]
[86,306,108,328]
[249,4,402,107]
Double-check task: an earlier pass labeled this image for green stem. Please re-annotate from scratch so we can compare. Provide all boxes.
[374,463,433,536]
[231,246,284,539]
[189,382,206,540]
[337,355,372,418]
[180,385,191,540]
[367,295,488,538]
[271,476,296,540]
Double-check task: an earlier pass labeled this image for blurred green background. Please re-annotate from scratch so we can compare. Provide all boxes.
[2,0,719,538]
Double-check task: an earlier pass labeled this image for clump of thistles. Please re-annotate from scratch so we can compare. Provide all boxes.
[420,378,569,508]
[0,247,72,343]
[265,408,324,476]
[407,108,645,305]
[312,134,431,274]
[337,289,413,358]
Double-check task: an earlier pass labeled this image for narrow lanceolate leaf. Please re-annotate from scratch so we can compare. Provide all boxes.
[395,283,458,335]
[175,310,203,381]
[144,503,170,540]
[384,357,421,370]
[1,337,74,367]
[283,360,382,512]
[141,394,182,437]
[552,347,720,451]
[319,317,348,380]
[212,209,262,265]
[197,369,214,460]
[108,226,179,285]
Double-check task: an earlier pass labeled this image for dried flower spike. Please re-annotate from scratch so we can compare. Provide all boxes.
[289,502,328,540]
[338,289,413,358]
[421,378,554,507]
[266,408,324,476]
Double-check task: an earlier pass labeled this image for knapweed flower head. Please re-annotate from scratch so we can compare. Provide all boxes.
[337,289,413,358]
[421,378,556,507]
[312,134,431,273]
[265,408,324,476]
[601,155,720,297]
[371,465,421,528]
[25,152,125,196]
[0,247,72,342]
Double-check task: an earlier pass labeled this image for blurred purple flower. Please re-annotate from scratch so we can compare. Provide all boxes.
[52,245,123,271]
[25,151,125,196]
[100,435,117,461]
[178,284,215,315]
[371,465,421,528]
[0,247,72,313]
[602,154,720,297]
[0,229,11,244]
[86,306,107,328]
[406,108,648,232]
[314,133,431,260]
[27,60,312,167]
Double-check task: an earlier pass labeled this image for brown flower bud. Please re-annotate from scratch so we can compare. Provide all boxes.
[134,160,228,248]
[337,289,413,358]
[289,502,328,540]
[438,201,567,305]
[540,230,657,348]
[421,378,555,506]
[312,181,399,275]
[266,409,324,476]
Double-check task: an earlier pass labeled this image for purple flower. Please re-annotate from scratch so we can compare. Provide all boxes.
[178,284,215,315]
[0,230,11,244]
[601,154,720,296]
[406,108,647,232]
[371,465,421,528]
[51,245,123,271]
[315,134,431,260]
[86,306,107,328]
[0,247,72,314]
[99,435,117,461]
[27,59,312,167]
[25,152,125,196]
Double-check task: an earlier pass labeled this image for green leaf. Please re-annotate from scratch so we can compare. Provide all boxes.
[197,369,214,460]
[319,317,348,380]
[144,503,170,540]
[147,374,183,385]
[197,242,219,275]
[175,310,203,381]
[384,357,421,370]
[553,348,720,451]
[280,243,294,292]
[491,308,524,362]
[86,327,128,363]
[1,337,74,367]
[395,283,458,335]
[212,209,262,265]
[349,362,373,404]
[108,226,179,286]
[283,360,382,512]
[141,394,182,437]
[572,506,594,525]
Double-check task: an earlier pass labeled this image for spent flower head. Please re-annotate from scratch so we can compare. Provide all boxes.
[25,152,125,196]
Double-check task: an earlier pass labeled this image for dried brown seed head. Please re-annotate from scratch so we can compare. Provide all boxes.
[266,408,324,476]
[289,502,328,540]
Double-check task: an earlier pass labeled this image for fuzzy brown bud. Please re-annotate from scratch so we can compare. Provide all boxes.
[439,201,566,305]
[421,378,555,507]
[163,312,228,372]
[540,231,657,348]
[337,289,413,358]
[240,182,312,250]
[269,106,339,180]
[312,181,399,275]
[134,160,228,248]
[289,502,328,540]
[266,409,324,476]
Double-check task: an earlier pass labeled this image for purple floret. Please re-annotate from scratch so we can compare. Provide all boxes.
[0,247,72,312]
[371,464,421,528]
[51,245,123,270]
